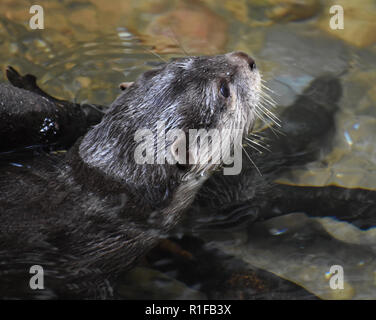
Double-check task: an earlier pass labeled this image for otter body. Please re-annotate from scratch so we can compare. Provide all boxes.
[0,148,173,298]
[0,52,261,298]
[0,67,104,153]
[3,56,368,300]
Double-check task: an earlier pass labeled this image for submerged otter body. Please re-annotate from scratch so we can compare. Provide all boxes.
[0,67,104,153]
[0,52,262,298]
[3,56,369,300]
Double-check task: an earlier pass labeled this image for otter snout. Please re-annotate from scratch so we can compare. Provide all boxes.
[227,51,257,71]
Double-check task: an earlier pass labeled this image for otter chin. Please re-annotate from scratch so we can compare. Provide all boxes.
[0,52,263,298]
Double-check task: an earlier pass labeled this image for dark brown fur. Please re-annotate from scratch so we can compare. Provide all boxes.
[0,52,260,298]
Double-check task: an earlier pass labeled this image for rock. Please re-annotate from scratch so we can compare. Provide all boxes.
[116,266,207,299]
[68,5,98,32]
[318,0,376,48]
[223,0,250,23]
[219,0,320,25]
[146,235,317,299]
[0,0,30,22]
[90,0,131,28]
[259,24,349,105]
[267,0,321,22]
[75,76,91,89]
[205,213,376,299]
[143,1,228,54]
[261,24,350,77]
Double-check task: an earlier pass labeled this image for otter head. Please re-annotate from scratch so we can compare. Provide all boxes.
[79,52,262,209]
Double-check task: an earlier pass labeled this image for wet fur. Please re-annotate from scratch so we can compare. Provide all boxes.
[0,53,260,298]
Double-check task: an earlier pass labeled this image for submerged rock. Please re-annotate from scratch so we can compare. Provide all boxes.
[318,0,376,48]
[210,213,376,300]
[144,235,317,299]
[116,266,206,300]
[267,0,321,22]
[135,1,228,54]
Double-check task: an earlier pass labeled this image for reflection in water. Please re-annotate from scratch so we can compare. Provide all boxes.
[0,0,375,300]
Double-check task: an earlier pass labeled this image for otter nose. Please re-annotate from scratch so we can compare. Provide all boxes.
[228,51,256,71]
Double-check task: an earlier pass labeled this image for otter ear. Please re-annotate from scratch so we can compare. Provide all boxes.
[170,135,197,167]
[119,82,134,91]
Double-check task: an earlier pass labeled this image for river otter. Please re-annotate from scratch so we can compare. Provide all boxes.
[187,74,345,230]
[2,59,374,299]
[0,52,263,298]
[0,66,104,153]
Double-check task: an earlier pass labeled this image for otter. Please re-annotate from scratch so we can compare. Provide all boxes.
[187,74,345,230]
[0,52,262,298]
[2,60,375,300]
[0,66,104,153]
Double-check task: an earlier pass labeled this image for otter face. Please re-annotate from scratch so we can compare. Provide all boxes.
[134,51,261,134]
[80,52,264,186]
[129,52,263,175]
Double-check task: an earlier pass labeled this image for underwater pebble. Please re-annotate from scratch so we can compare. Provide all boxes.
[144,2,228,54]
[267,0,321,22]
[116,266,207,300]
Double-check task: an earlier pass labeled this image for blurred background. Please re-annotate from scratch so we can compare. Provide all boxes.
[0,0,376,299]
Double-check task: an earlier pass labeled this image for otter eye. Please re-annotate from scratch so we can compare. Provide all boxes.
[249,62,256,71]
[220,80,230,98]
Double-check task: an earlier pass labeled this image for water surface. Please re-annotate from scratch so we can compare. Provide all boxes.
[1,0,375,299]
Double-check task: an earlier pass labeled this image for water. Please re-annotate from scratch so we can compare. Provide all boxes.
[0,0,376,299]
